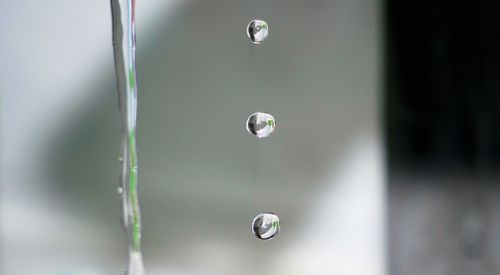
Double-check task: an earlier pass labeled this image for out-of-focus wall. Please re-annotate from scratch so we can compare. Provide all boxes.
[1,1,383,274]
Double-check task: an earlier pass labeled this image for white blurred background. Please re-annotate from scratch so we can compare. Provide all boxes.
[1,0,384,274]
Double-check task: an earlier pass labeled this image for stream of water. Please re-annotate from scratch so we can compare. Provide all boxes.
[110,0,145,274]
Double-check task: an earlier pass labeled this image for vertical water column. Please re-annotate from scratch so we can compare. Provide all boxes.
[110,0,145,274]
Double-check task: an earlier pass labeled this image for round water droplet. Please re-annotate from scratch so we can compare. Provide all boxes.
[246,112,276,138]
[118,155,124,162]
[117,186,123,194]
[252,213,280,240]
[247,19,269,44]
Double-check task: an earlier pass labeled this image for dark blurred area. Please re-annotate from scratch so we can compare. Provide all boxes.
[386,1,500,274]
[386,1,500,172]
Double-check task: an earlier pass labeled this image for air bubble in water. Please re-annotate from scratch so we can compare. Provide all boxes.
[246,112,275,138]
[252,213,280,240]
[247,19,269,44]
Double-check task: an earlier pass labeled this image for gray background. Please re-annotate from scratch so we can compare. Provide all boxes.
[1,0,384,274]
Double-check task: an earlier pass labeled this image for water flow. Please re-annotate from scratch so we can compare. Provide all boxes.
[110,0,145,274]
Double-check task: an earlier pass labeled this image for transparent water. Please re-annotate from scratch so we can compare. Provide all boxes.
[110,0,145,274]
[247,19,269,44]
[246,112,276,138]
[252,213,280,240]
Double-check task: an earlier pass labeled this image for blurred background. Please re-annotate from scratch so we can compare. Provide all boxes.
[386,1,500,274]
[0,0,498,274]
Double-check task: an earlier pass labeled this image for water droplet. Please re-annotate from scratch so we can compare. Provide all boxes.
[118,155,124,162]
[247,19,269,44]
[117,186,123,194]
[252,213,280,240]
[246,112,276,138]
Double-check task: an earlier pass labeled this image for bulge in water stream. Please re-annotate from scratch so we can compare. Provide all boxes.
[252,213,280,240]
[246,112,276,138]
[247,19,269,44]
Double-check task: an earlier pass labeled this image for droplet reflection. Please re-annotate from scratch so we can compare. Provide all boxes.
[252,213,280,240]
[247,19,269,44]
[246,112,276,138]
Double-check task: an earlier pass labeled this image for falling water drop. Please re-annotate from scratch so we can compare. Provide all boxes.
[246,112,276,138]
[117,186,123,195]
[252,213,280,240]
[247,19,269,44]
